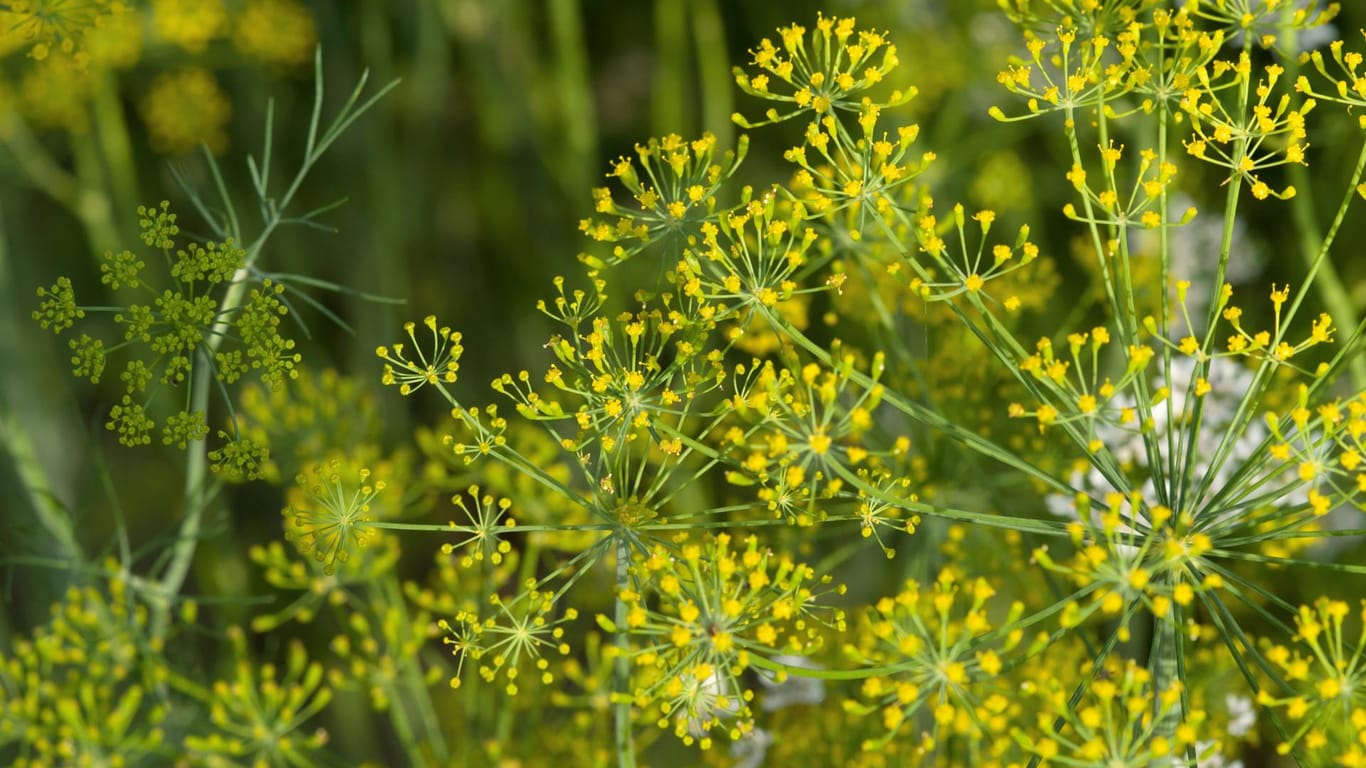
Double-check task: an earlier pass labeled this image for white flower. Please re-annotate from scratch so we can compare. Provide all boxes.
[1130,194,1262,329]
[730,727,772,768]
[1226,693,1256,738]
[757,655,826,711]
[1044,357,1308,524]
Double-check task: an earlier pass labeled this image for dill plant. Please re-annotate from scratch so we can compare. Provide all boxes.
[8,52,398,765]
[6,2,1366,767]
[372,3,1366,766]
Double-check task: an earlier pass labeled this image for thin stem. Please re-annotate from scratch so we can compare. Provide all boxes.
[150,56,397,639]
[612,531,637,768]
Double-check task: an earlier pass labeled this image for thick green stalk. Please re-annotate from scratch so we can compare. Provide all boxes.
[1147,596,1181,745]
[91,71,139,233]
[149,57,397,639]
[652,0,689,136]
[549,0,598,199]
[691,0,732,145]
[0,404,82,566]
[612,531,637,768]
[148,272,252,640]
[0,115,119,253]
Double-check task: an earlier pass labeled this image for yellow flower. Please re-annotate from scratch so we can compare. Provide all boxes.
[234,0,317,67]
[83,8,142,69]
[20,50,93,130]
[140,68,232,154]
[0,0,117,61]
[152,0,227,53]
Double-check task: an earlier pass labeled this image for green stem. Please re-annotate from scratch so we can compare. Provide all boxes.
[652,0,689,135]
[150,58,397,639]
[0,402,82,565]
[548,0,598,200]
[1147,597,1182,743]
[91,70,139,233]
[691,0,732,145]
[0,114,119,253]
[612,531,637,768]
[383,576,449,764]
[149,278,243,639]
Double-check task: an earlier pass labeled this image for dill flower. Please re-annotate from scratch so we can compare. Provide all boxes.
[723,347,889,525]
[140,68,233,154]
[579,131,746,266]
[151,0,227,53]
[1258,596,1366,762]
[237,368,385,482]
[442,485,516,567]
[327,602,444,711]
[232,0,316,67]
[609,533,845,747]
[377,314,464,397]
[184,626,332,766]
[439,586,578,695]
[250,454,407,629]
[733,12,912,127]
[0,0,120,61]
[1015,657,1211,766]
[0,568,169,765]
[81,6,141,69]
[283,457,385,575]
[845,569,1024,755]
[18,50,92,130]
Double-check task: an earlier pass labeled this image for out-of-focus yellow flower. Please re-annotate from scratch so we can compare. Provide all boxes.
[140,68,232,154]
[84,6,143,69]
[20,52,93,130]
[152,0,227,53]
[234,0,317,67]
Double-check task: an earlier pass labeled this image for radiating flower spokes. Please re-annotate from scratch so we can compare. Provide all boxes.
[1013,657,1211,766]
[733,13,912,128]
[604,533,844,747]
[1258,596,1366,763]
[376,314,463,398]
[579,132,747,267]
[185,626,332,766]
[439,585,578,696]
[282,456,385,575]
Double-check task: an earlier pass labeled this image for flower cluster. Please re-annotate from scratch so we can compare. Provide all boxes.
[579,132,746,266]
[34,202,298,462]
[439,587,578,695]
[0,570,169,767]
[343,7,1366,765]
[377,314,464,397]
[283,457,387,575]
[1015,658,1211,765]
[733,13,911,126]
[183,626,333,766]
[844,570,1024,757]
[609,533,844,747]
[1258,597,1366,763]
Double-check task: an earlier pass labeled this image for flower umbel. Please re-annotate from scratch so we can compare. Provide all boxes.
[283,457,385,575]
[377,314,464,397]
